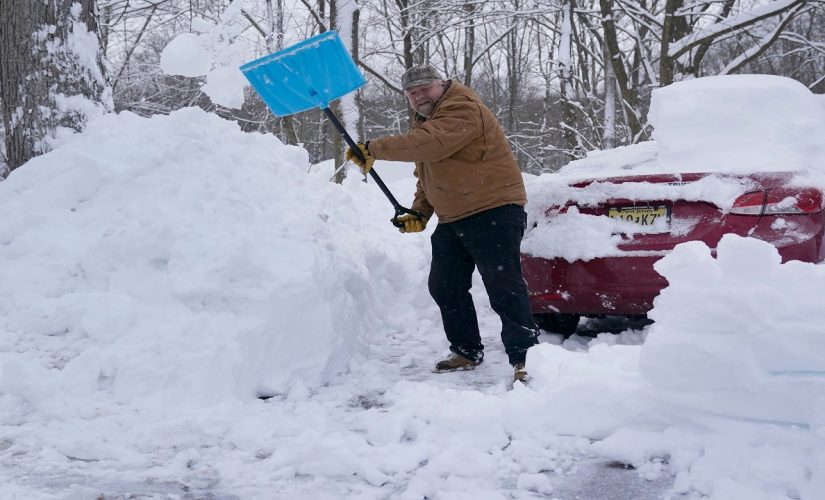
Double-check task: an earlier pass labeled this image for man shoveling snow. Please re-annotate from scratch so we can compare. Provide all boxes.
[347,64,540,384]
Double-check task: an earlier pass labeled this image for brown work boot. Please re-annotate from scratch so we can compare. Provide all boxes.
[433,353,481,373]
[513,363,529,384]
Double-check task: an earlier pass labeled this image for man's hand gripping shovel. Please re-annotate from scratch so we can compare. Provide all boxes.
[240,31,418,228]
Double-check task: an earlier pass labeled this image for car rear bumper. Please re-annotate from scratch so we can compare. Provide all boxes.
[522,254,667,316]
[522,231,823,316]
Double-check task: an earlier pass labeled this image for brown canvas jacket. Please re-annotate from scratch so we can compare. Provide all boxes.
[368,81,527,223]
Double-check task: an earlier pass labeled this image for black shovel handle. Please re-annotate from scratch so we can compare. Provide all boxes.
[322,108,417,228]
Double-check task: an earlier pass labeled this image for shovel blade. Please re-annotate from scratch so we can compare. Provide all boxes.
[240,31,366,117]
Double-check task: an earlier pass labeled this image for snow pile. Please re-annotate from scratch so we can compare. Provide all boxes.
[0,108,425,418]
[2,74,825,499]
[650,75,825,174]
[641,234,825,428]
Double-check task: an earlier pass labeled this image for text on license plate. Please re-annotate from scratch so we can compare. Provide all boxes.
[607,206,669,226]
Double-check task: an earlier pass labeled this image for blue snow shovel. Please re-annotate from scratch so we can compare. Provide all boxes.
[240,30,416,228]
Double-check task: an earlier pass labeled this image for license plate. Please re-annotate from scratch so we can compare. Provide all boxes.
[608,205,670,227]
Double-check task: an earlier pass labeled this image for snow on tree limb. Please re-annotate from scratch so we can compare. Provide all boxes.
[720,3,807,75]
[668,0,806,59]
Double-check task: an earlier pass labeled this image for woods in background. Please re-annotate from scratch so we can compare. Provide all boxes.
[2,0,824,178]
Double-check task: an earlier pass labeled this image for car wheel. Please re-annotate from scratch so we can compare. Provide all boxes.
[533,313,581,336]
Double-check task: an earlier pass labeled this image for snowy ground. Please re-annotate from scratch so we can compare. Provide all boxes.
[1,76,825,499]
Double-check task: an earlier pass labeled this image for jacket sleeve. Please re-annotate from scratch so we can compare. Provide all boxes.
[410,166,434,219]
[368,99,481,162]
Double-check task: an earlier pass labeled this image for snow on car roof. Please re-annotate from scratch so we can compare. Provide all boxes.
[555,74,825,181]
[526,75,825,218]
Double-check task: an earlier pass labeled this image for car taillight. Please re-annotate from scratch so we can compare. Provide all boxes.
[544,205,570,216]
[780,188,824,214]
[730,188,824,215]
[730,191,766,215]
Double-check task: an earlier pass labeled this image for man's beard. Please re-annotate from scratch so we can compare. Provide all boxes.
[415,102,435,118]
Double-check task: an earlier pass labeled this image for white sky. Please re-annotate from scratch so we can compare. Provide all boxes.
[1,72,824,499]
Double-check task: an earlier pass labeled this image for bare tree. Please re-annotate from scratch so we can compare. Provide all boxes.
[599,0,644,141]
[558,0,579,153]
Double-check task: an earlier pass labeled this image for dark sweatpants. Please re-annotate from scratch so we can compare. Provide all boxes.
[428,204,539,366]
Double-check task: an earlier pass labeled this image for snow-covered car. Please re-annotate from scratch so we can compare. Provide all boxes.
[521,75,825,335]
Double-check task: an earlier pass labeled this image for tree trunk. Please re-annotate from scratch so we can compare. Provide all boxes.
[463,0,475,86]
[0,0,110,175]
[397,0,415,69]
[603,40,616,149]
[507,0,520,133]
[328,0,347,184]
[559,0,578,153]
[272,0,298,144]
[352,9,366,142]
[599,0,642,141]
[659,0,681,87]
[538,26,555,166]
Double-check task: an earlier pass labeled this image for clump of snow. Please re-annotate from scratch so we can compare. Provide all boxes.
[651,75,825,174]
[0,108,425,417]
[160,3,253,108]
[160,33,212,77]
[202,65,248,109]
[640,234,825,428]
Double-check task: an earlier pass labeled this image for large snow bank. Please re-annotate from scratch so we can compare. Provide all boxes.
[0,108,424,417]
[640,234,825,428]
[524,234,825,499]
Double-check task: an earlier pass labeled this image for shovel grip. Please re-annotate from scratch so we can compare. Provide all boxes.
[391,207,424,229]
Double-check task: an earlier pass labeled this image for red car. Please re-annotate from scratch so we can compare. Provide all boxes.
[521,76,825,335]
[521,169,825,335]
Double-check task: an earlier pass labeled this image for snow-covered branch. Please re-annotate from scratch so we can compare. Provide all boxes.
[720,3,807,75]
[668,0,806,59]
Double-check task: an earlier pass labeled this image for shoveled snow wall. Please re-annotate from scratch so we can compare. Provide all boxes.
[0,108,425,417]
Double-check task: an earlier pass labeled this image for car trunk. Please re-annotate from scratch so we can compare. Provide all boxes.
[568,172,764,252]
[523,172,774,316]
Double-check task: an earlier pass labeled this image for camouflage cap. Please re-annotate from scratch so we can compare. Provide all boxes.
[401,64,443,90]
